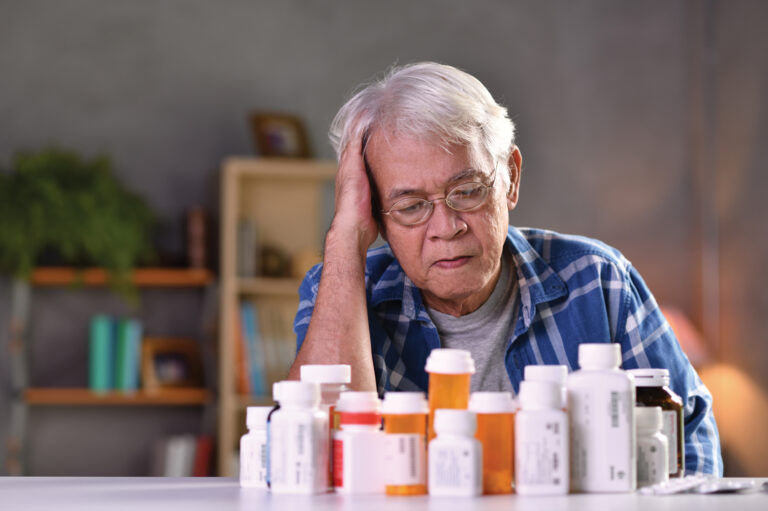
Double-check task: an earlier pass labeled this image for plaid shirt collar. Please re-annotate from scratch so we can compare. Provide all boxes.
[369,227,568,330]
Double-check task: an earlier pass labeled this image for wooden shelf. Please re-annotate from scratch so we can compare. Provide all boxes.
[24,387,211,406]
[237,394,275,410]
[237,277,302,296]
[31,268,214,287]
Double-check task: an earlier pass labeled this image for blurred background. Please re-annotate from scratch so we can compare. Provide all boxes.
[0,0,766,477]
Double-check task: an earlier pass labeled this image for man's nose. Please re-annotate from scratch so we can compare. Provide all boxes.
[426,200,467,240]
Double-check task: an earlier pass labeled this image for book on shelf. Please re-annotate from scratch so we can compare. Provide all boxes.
[237,218,259,278]
[89,315,143,394]
[240,301,266,396]
[151,434,213,477]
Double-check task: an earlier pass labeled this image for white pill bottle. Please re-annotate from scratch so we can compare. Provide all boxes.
[567,343,636,493]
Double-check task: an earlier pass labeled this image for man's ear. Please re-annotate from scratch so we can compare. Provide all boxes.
[506,146,523,210]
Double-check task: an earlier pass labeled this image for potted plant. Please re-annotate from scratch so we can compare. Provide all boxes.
[0,147,155,294]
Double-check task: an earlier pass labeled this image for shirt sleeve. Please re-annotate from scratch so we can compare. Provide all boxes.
[616,264,723,476]
[293,263,323,355]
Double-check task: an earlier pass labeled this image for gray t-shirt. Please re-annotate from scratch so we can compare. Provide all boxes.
[426,247,519,392]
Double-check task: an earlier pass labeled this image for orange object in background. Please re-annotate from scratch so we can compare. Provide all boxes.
[425,349,475,441]
[469,392,516,494]
[382,392,429,496]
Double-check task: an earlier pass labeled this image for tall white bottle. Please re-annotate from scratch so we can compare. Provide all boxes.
[567,343,636,493]
[269,381,329,494]
[515,380,569,495]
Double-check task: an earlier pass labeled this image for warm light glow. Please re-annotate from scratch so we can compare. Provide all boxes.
[661,306,712,366]
[699,362,768,476]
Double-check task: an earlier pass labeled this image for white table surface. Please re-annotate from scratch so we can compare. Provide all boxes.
[1,477,766,511]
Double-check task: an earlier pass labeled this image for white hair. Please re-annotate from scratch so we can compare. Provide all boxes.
[329,62,515,188]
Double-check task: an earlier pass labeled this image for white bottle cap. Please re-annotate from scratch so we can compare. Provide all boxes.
[424,348,476,374]
[636,406,663,433]
[628,368,670,387]
[272,380,320,406]
[433,409,476,436]
[468,392,515,413]
[300,364,352,384]
[578,343,621,369]
[524,364,568,385]
[335,391,381,413]
[381,392,428,415]
[246,406,273,430]
[518,380,561,410]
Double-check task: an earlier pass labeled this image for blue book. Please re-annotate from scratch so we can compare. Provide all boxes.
[89,315,114,393]
[240,302,266,396]
[115,319,142,393]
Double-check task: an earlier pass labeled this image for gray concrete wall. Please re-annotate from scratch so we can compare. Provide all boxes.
[0,0,765,475]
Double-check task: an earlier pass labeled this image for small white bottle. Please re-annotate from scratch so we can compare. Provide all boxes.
[515,380,569,495]
[428,409,482,497]
[524,364,569,410]
[269,381,329,494]
[240,406,272,488]
[636,406,669,488]
[333,391,385,494]
[567,343,636,493]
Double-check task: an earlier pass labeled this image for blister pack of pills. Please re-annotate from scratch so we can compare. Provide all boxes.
[639,475,758,495]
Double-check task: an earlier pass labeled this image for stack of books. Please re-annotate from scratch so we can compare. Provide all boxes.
[88,315,143,393]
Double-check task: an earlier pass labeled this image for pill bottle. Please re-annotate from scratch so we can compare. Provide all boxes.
[567,343,636,493]
[333,391,385,494]
[424,349,475,441]
[628,368,684,478]
[524,364,568,410]
[300,364,351,488]
[468,391,515,494]
[240,405,272,488]
[635,406,669,488]
[381,392,429,496]
[515,380,569,495]
[428,409,482,497]
[269,381,329,494]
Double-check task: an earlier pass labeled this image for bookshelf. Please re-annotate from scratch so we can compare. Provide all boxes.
[6,267,215,476]
[218,157,335,476]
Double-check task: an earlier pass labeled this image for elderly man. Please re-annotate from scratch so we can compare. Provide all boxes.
[287,62,721,475]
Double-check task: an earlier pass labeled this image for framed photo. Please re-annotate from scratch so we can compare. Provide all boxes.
[141,337,203,390]
[249,112,311,158]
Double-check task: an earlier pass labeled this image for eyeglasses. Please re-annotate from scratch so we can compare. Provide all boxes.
[381,167,498,226]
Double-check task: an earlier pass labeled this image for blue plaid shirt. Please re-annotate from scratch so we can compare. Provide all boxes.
[295,226,722,475]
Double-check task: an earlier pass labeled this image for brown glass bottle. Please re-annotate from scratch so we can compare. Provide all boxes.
[628,369,685,478]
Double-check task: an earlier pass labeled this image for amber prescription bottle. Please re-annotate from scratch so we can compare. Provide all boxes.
[381,392,429,495]
[424,349,475,441]
[628,368,684,478]
[469,392,516,494]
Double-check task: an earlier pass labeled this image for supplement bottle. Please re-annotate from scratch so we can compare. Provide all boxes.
[515,380,569,495]
[269,381,329,494]
[300,364,351,488]
[468,391,515,494]
[524,364,568,410]
[424,349,475,441]
[628,368,684,477]
[333,391,385,494]
[567,343,636,493]
[635,406,669,488]
[381,392,429,496]
[240,405,272,488]
[428,409,482,497]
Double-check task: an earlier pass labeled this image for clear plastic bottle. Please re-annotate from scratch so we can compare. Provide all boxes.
[424,349,475,441]
[515,380,569,495]
[332,391,385,494]
[524,364,568,410]
[468,391,515,494]
[300,364,351,489]
[636,406,669,488]
[428,409,482,497]
[567,343,636,493]
[381,392,429,496]
[628,368,684,477]
[269,381,329,494]
[240,406,272,488]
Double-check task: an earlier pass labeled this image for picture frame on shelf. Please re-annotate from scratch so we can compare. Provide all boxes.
[249,112,311,158]
[142,338,203,390]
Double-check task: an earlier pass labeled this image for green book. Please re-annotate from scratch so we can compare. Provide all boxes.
[89,315,113,393]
